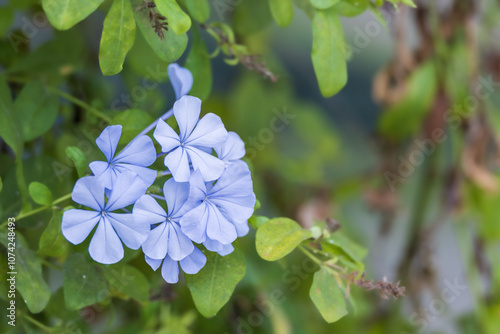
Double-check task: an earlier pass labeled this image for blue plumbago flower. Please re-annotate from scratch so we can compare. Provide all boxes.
[144,247,206,284]
[215,131,245,166]
[61,172,150,264]
[89,125,157,190]
[180,161,256,246]
[153,95,228,182]
[133,178,194,261]
[168,63,193,100]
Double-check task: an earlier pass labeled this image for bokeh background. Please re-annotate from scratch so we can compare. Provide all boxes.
[1,0,500,333]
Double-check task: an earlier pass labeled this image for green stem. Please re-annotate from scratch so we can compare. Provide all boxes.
[6,76,112,123]
[46,87,112,123]
[298,245,323,266]
[0,192,72,228]
[21,313,53,333]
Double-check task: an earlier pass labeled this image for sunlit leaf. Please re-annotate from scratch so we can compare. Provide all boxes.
[156,0,191,35]
[99,0,136,76]
[42,0,105,30]
[38,210,68,257]
[28,181,53,206]
[256,217,311,261]
[270,0,294,27]
[311,8,348,97]
[310,267,348,323]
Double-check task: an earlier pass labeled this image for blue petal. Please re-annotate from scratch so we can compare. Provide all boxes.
[61,209,100,244]
[205,202,237,245]
[203,238,234,256]
[167,223,194,261]
[209,161,255,224]
[114,135,156,166]
[115,163,157,188]
[89,217,124,264]
[142,222,169,260]
[180,202,209,243]
[72,176,105,211]
[96,125,122,162]
[105,171,149,211]
[180,247,206,274]
[164,146,191,182]
[90,162,116,190]
[107,212,149,249]
[215,131,245,163]
[234,220,250,237]
[133,195,166,225]
[173,96,201,142]
[161,255,180,284]
[145,255,162,271]
[163,178,190,218]
[168,63,193,100]
[153,118,180,153]
[186,146,225,182]
[185,113,227,148]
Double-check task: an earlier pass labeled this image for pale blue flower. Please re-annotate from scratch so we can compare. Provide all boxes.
[153,95,227,182]
[144,246,206,284]
[133,178,194,262]
[61,172,150,264]
[89,125,157,190]
[215,131,246,166]
[168,63,193,100]
[180,161,256,245]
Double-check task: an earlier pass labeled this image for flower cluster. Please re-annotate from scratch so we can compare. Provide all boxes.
[61,64,256,283]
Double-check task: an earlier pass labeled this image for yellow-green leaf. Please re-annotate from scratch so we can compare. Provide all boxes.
[270,0,294,27]
[310,0,340,9]
[99,0,136,76]
[311,8,348,97]
[38,211,68,257]
[310,267,348,323]
[184,0,210,23]
[256,217,312,261]
[42,0,105,30]
[28,181,53,206]
[156,0,191,35]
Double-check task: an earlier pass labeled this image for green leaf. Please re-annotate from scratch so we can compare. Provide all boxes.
[184,0,210,23]
[0,76,23,158]
[310,0,340,9]
[38,210,68,257]
[42,0,105,30]
[185,26,212,100]
[269,0,294,27]
[0,177,2,194]
[321,232,367,263]
[112,109,154,145]
[156,0,191,35]
[0,232,51,313]
[186,247,246,318]
[334,0,369,17]
[63,253,109,310]
[256,217,312,261]
[103,264,150,302]
[249,215,269,230]
[311,8,348,97]
[0,6,14,37]
[65,146,87,178]
[310,267,348,323]
[99,0,136,76]
[28,181,53,206]
[15,81,59,141]
[378,61,437,139]
[132,0,188,63]
[401,0,417,8]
